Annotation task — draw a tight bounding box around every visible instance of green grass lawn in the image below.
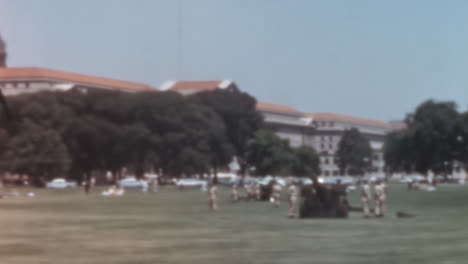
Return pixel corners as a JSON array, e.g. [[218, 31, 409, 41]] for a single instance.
[[1, 183, 468, 264]]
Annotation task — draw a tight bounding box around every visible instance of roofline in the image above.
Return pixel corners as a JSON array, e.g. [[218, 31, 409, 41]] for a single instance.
[[257, 108, 305, 117], [0, 67, 156, 92], [307, 112, 389, 128], [0, 77, 155, 93]]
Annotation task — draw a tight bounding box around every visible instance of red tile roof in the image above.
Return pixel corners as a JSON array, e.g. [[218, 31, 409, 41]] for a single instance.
[[168, 80, 223, 92], [0, 67, 156, 92], [307, 112, 389, 128], [256, 102, 303, 115]]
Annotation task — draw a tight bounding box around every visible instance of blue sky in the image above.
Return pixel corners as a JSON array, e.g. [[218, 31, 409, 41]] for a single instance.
[[1, 0, 467, 121]]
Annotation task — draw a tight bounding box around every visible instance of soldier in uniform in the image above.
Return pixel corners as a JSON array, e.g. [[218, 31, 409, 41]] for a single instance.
[[209, 178, 219, 212], [361, 179, 372, 218], [270, 180, 282, 207], [231, 183, 239, 202], [374, 179, 387, 217], [255, 183, 261, 200], [288, 180, 299, 218], [151, 178, 159, 193], [244, 181, 255, 201]]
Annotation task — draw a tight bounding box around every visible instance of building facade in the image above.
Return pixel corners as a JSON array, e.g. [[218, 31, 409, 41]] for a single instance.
[[255, 102, 315, 148], [162, 79, 391, 176], [307, 113, 390, 177]]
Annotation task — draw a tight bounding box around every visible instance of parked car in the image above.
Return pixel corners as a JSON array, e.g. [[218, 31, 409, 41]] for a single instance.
[[46, 178, 77, 189], [256, 176, 287, 186], [319, 176, 355, 185], [119, 177, 144, 188], [175, 178, 207, 188], [213, 172, 240, 185]]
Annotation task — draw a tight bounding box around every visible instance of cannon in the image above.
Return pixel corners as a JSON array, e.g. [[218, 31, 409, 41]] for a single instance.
[[299, 177, 349, 219]]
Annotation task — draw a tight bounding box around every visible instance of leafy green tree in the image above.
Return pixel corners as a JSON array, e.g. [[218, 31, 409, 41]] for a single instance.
[[246, 130, 294, 176], [191, 89, 264, 174], [129, 91, 233, 178], [0, 120, 70, 186], [0, 88, 248, 182], [336, 128, 372, 176], [291, 146, 320, 177], [452, 111, 468, 165], [383, 130, 413, 173], [404, 100, 459, 174]]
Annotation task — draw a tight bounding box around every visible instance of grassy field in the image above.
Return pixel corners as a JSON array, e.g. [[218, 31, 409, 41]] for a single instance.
[[1, 183, 468, 264]]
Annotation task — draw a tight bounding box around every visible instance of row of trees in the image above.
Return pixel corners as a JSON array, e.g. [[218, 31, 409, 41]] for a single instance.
[[384, 100, 468, 175], [0, 88, 320, 185]]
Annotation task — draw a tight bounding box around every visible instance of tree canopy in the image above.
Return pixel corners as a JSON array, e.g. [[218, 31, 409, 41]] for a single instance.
[[336, 128, 372, 176], [190, 89, 263, 174], [384, 100, 467, 175], [246, 130, 320, 177], [0, 88, 321, 185], [0, 88, 268, 185]]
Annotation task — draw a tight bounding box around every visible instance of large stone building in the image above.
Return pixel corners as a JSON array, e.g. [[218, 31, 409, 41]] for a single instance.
[[255, 102, 315, 148], [0, 67, 156, 95], [0, 32, 390, 177], [161, 79, 391, 176], [0, 35, 156, 95], [307, 112, 390, 177]]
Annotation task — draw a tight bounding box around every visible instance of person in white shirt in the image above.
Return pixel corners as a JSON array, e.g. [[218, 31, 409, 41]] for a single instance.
[[208, 179, 219, 212], [288, 181, 299, 218], [361, 180, 372, 218], [270, 181, 282, 207], [373, 180, 387, 217]]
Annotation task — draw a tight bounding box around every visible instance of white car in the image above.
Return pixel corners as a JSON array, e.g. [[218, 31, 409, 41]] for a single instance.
[[46, 178, 77, 189], [256, 176, 287, 186], [176, 178, 207, 188], [119, 177, 144, 188], [213, 172, 239, 184]]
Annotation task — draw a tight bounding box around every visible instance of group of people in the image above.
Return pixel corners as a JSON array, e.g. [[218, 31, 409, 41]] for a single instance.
[[230, 181, 262, 202], [360, 179, 387, 218], [208, 179, 301, 218], [209, 176, 390, 219]]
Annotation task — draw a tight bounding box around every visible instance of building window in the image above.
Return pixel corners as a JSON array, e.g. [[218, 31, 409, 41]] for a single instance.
[[324, 158, 329, 164], [333, 170, 339, 176], [373, 154, 379, 161], [320, 143, 325, 150], [329, 144, 333, 150], [330, 121, 334, 127], [324, 171, 329, 176]]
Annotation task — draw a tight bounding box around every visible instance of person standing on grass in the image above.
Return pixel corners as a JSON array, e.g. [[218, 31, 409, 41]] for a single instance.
[[244, 181, 253, 200], [288, 180, 299, 218], [151, 177, 159, 192], [255, 182, 261, 200], [84, 175, 91, 195], [361, 179, 372, 218], [270, 180, 282, 207], [374, 179, 387, 217], [209, 178, 219, 212], [141, 178, 149, 193], [231, 182, 239, 202]]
